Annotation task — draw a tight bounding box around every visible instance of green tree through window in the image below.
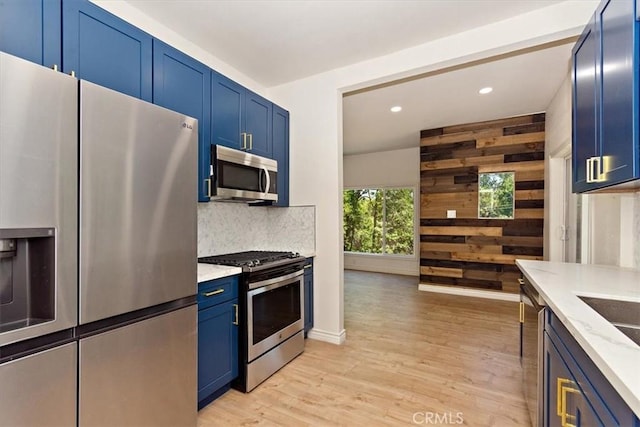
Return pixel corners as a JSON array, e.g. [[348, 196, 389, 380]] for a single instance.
[[343, 188, 414, 255], [478, 172, 515, 219]]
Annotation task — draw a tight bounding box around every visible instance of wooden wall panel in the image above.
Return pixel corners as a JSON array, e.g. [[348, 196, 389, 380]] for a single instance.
[[420, 114, 545, 294]]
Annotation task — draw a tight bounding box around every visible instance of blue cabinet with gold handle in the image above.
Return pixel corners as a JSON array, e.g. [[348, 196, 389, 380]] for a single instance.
[[197, 275, 239, 408], [572, 0, 640, 192], [544, 310, 638, 426]]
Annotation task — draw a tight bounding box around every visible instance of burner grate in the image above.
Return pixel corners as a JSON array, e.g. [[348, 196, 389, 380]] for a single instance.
[[198, 251, 300, 267]]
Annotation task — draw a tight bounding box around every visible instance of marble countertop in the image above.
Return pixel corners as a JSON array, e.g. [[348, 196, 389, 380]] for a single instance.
[[197, 263, 242, 283], [516, 260, 640, 416]]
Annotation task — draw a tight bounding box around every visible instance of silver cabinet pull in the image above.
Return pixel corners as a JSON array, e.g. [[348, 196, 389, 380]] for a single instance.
[[51, 64, 58, 71], [241, 132, 247, 150], [248, 133, 253, 150], [204, 179, 212, 198], [232, 304, 238, 325]]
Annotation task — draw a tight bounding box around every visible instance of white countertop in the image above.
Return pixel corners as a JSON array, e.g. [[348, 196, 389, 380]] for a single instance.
[[197, 263, 242, 283], [516, 260, 640, 416]]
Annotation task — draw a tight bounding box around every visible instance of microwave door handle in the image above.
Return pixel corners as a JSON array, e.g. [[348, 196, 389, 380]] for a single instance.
[[258, 167, 270, 195]]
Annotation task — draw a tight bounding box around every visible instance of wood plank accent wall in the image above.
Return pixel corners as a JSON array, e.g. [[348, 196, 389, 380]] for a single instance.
[[420, 114, 545, 294]]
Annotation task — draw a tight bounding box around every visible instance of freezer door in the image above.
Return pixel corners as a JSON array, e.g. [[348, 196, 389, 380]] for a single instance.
[[0, 52, 78, 346], [79, 306, 197, 426], [79, 80, 198, 324], [0, 343, 77, 426]]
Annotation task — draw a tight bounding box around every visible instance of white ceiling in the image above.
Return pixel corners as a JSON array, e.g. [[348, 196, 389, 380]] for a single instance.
[[343, 41, 574, 155], [122, 0, 584, 156]]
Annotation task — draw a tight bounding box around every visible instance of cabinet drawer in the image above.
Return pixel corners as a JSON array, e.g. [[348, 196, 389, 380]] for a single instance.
[[197, 276, 239, 309]]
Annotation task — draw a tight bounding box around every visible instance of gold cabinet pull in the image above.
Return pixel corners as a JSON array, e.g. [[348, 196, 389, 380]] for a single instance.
[[232, 304, 238, 325], [203, 288, 224, 297], [557, 377, 580, 427], [519, 302, 524, 323], [518, 278, 525, 285]]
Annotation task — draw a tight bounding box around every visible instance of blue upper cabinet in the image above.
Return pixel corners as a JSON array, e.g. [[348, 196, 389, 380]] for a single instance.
[[211, 71, 273, 157], [0, 0, 61, 68], [272, 104, 290, 207], [211, 71, 243, 150], [153, 40, 211, 202], [244, 91, 272, 158], [62, 0, 152, 101], [572, 15, 599, 193], [598, 0, 638, 187], [572, 0, 640, 192]]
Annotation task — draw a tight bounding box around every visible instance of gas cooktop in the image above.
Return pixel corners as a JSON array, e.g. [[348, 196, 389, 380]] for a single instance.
[[198, 251, 302, 268]]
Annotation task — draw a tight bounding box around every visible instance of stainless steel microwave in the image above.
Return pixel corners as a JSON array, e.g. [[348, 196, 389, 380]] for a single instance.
[[209, 145, 278, 203]]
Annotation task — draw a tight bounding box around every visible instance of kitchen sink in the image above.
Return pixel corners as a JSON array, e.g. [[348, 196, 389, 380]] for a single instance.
[[578, 296, 640, 346]]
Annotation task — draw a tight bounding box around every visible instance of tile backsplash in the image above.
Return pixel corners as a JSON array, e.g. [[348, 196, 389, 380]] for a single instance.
[[197, 203, 315, 257]]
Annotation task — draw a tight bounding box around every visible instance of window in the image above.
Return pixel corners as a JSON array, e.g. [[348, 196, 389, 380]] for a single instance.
[[478, 172, 515, 219], [343, 188, 414, 255]]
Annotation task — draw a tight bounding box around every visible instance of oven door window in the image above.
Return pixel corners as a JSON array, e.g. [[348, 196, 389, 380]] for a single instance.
[[252, 282, 301, 345]]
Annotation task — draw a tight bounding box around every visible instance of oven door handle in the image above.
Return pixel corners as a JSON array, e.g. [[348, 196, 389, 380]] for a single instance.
[[248, 270, 304, 291]]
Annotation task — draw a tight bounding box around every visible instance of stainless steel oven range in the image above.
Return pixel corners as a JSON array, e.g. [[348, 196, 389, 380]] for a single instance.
[[198, 251, 306, 392]]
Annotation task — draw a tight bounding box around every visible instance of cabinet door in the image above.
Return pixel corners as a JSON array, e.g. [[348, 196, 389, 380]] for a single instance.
[[272, 104, 289, 207], [303, 260, 313, 337], [62, 0, 152, 101], [198, 299, 238, 403], [0, 0, 61, 68], [598, 0, 639, 186], [572, 15, 599, 193], [544, 333, 604, 427], [211, 70, 244, 150], [244, 91, 272, 157], [153, 40, 211, 202]]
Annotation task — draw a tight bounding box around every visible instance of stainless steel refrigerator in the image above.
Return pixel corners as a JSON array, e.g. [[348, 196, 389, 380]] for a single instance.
[[77, 79, 198, 426], [0, 52, 199, 426]]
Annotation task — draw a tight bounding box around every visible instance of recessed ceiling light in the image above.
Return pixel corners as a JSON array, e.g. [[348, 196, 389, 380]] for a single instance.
[[390, 106, 402, 113], [479, 87, 493, 95]]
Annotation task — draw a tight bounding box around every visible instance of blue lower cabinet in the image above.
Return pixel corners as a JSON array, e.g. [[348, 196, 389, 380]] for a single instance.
[[544, 310, 639, 426], [0, 0, 61, 68], [197, 276, 239, 408], [62, 0, 152, 101], [303, 258, 313, 337]]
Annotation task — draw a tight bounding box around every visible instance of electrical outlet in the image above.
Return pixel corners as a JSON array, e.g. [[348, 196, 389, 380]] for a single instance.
[[447, 210, 456, 218]]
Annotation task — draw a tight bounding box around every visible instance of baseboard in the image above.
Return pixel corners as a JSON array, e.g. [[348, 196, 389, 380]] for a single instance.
[[306, 328, 347, 345], [418, 283, 520, 302]]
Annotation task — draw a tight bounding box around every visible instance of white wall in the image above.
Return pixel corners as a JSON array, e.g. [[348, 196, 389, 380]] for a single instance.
[[89, 0, 599, 345], [268, 2, 598, 344], [545, 73, 572, 261], [343, 148, 420, 276]]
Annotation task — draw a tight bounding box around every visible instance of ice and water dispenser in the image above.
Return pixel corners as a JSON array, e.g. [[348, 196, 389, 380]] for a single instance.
[[0, 228, 55, 333]]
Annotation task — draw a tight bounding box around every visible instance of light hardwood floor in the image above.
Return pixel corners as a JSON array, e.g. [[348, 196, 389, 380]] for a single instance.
[[198, 270, 530, 426]]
